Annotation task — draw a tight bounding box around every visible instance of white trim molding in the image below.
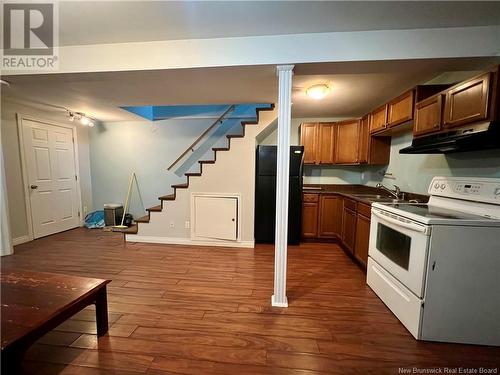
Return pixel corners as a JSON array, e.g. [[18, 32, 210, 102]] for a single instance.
[[272, 65, 294, 308], [126, 234, 254, 249], [16, 113, 84, 241], [13, 235, 31, 246]]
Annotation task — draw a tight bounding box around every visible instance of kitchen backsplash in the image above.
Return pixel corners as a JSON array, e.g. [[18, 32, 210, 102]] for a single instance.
[[363, 132, 500, 194]]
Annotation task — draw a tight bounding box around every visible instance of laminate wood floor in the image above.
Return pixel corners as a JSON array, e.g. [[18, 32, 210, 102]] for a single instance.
[[2, 228, 499, 374]]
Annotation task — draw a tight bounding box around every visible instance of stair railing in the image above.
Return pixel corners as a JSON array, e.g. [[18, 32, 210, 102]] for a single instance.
[[167, 105, 235, 171]]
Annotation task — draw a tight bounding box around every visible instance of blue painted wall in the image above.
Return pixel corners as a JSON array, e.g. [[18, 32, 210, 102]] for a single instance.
[[362, 132, 500, 194]]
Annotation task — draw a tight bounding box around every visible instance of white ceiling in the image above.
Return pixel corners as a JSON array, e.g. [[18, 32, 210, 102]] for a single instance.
[[3, 57, 499, 122], [2, 57, 500, 121], [291, 58, 500, 117], [1, 66, 278, 121], [57, 1, 500, 46]]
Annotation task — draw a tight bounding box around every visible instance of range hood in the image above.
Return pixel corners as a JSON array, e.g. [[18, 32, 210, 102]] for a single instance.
[[400, 121, 500, 154]]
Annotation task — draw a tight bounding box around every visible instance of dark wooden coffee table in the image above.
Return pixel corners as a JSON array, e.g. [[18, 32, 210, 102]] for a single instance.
[[1, 269, 110, 372]]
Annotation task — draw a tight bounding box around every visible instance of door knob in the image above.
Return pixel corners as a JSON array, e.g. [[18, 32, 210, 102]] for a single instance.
[[30, 185, 38, 189]]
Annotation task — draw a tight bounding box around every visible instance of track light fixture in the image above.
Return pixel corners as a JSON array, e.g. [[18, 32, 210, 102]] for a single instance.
[[67, 110, 95, 127]]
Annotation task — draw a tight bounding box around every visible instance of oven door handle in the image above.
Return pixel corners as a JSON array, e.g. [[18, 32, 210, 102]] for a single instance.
[[372, 210, 430, 235]]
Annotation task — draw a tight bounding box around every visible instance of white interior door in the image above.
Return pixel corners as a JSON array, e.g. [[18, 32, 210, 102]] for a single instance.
[[194, 196, 237, 241], [22, 119, 80, 238]]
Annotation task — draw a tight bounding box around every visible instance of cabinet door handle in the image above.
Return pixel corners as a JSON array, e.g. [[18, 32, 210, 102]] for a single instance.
[[30, 185, 38, 189]]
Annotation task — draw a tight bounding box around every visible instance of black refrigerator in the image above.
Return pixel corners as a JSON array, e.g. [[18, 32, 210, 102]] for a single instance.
[[254, 145, 304, 245]]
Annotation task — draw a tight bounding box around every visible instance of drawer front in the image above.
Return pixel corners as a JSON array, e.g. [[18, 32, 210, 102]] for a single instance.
[[343, 198, 357, 211], [303, 193, 319, 203], [366, 258, 422, 339], [357, 203, 371, 218]]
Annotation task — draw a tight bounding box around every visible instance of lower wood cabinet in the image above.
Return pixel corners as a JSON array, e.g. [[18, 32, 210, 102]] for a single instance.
[[341, 202, 357, 254], [302, 194, 319, 238], [318, 195, 343, 238], [354, 213, 371, 267], [302, 193, 372, 270]]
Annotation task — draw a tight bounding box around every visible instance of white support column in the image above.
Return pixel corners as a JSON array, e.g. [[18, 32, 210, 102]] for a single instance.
[[272, 65, 294, 308], [0, 132, 14, 256]]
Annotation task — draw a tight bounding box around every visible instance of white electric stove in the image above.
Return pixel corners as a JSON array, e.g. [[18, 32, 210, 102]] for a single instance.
[[367, 176, 500, 346]]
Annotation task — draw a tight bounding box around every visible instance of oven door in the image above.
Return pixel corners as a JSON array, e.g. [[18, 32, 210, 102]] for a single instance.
[[369, 208, 431, 297]]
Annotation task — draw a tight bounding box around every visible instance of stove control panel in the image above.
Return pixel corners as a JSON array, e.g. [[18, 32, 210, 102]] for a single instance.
[[429, 177, 500, 205]]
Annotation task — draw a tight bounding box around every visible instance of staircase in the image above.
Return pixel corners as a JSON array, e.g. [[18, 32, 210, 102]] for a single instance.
[[123, 104, 276, 246]]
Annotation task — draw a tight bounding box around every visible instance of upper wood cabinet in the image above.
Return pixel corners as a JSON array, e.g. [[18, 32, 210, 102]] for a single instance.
[[300, 120, 390, 166], [300, 123, 319, 164], [387, 89, 415, 128], [369, 105, 388, 134], [370, 84, 451, 136], [335, 120, 360, 164], [443, 72, 492, 129], [318, 123, 336, 164], [414, 94, 443, 137], [358, 115, 370, 164]]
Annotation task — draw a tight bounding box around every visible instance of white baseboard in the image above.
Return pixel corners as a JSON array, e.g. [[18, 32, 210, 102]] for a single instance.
[[125, 234, 254, 249], [13, 235, 31, 246]]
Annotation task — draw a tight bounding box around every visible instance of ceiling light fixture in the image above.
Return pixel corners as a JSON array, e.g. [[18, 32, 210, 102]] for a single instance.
[[306, 84, 330, 100], [67, 110, 95, 127]]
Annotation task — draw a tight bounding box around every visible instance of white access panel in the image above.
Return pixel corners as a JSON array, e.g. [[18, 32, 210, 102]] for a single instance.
[[193, 196, 238, 241]]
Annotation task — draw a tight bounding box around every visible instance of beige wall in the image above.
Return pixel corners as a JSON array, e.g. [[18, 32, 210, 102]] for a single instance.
[[128, 108, 278, 247], [1, 99, 93, 241]]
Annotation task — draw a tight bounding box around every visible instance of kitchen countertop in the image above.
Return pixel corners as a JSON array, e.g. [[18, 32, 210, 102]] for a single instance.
[[303, 184, 429, 205]]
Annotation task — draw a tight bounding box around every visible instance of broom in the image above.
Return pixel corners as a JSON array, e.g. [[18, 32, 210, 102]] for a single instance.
[[114, 172, 143, 229]]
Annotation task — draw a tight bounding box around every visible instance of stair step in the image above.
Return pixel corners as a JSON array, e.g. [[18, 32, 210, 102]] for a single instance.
[[113, 224, 138, 234], [185, 172, 202, 177], [226, 134, 244, 139], [172, 183, 189, 189], [159, 194, 175, 201], [241, 120, 258, 126], [146, 204, 162, 212], [135, 215, 150, 223], [199, 160, 216, 164], [212, 147, 229, 152]]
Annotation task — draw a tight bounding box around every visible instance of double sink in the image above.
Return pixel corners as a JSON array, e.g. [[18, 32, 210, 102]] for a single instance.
[[303, 186, 425, 204], [351, 193, 420, 204]]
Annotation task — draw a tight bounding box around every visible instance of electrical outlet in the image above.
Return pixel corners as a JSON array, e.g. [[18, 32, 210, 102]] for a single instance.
[[185, 221, 190, 229], [169, 222, 175, 228]]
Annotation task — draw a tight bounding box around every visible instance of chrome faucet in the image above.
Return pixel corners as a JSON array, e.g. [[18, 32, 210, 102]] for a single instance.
[[376, 183, 402, 200]]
